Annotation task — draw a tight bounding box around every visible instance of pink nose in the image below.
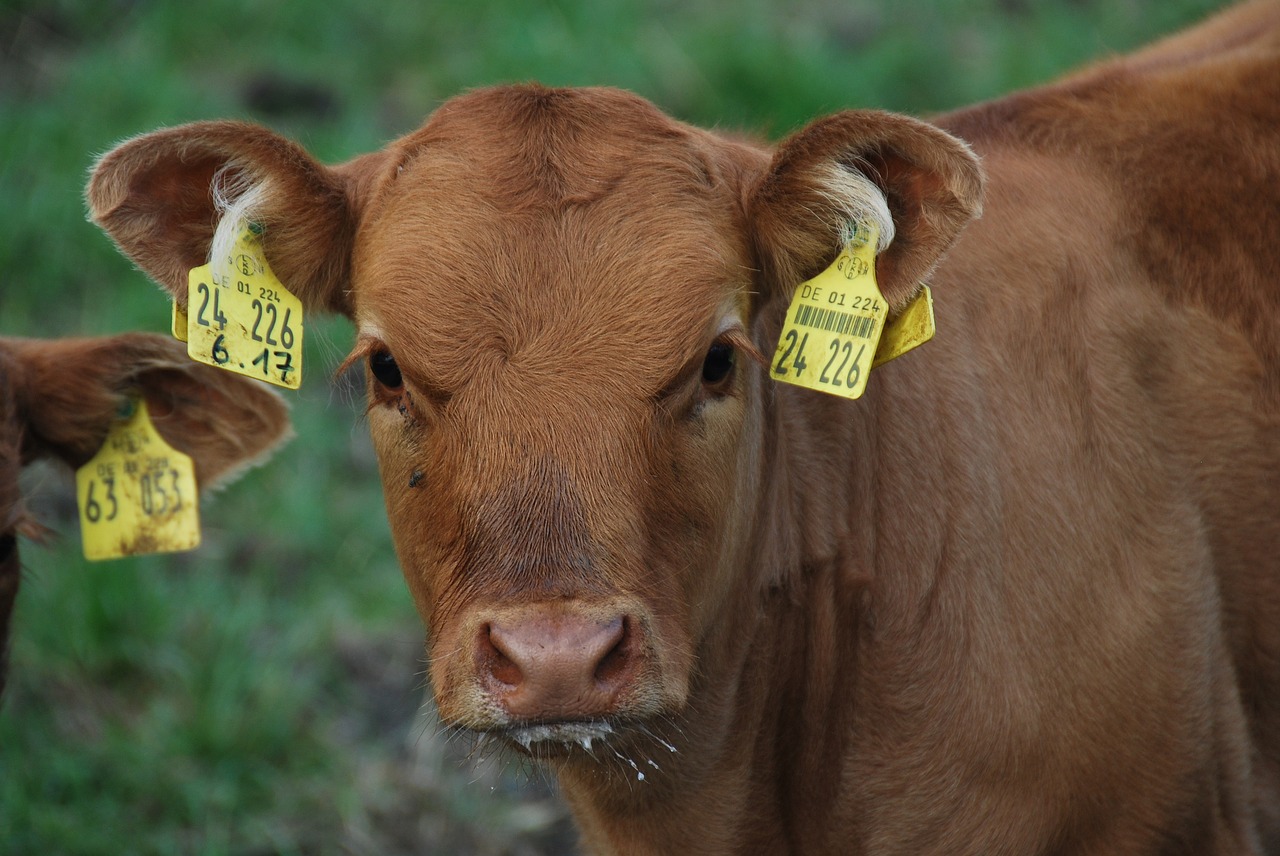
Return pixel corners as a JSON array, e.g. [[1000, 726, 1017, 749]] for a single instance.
[[479, 612, 639, 721]]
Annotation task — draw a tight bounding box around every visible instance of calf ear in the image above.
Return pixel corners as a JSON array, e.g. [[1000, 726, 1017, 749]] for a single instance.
[[87, 122, 390, 317], [6, 333, 292, 489], [748, 110, 983, 312]]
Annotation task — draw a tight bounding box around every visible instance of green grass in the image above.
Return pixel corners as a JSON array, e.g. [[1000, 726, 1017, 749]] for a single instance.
[[0, 0, 1225, 853]]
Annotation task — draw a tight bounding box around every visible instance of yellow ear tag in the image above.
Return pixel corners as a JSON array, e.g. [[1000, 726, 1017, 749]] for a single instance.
[[171, 301, 189, 343], [872, 285, 935, 369], [186, 224, 303, 389], [76, 398, 201, 561], [770, 221, 885, 399]]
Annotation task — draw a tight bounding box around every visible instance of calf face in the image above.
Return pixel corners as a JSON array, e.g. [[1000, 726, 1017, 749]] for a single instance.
[[86, 86, 980, 751], [0, 333, 292, 697]]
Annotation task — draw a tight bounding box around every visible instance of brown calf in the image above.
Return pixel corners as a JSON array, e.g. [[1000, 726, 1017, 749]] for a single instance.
[[0, 334, 291, 698], [86, 1, 1280, 852]]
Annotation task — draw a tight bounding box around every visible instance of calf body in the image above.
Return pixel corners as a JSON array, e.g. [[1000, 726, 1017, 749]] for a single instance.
[[88, 2, 1280, 852], [0, 334, 291, 697]]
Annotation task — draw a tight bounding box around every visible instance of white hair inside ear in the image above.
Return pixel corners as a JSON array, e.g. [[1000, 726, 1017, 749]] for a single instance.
[[208, 166, 272, 282], [817, 162, 896, 256]]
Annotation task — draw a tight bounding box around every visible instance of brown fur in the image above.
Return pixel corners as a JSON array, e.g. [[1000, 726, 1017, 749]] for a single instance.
[[0, 347, 23, 700], [0, 333, 292, 699], [87, 2, 1280, 852]]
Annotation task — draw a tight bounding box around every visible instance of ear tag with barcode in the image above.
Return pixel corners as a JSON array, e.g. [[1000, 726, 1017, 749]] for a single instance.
[[76, 398, 201, 561], [186, 224, 303, 389], [770, 221, 885, 399]]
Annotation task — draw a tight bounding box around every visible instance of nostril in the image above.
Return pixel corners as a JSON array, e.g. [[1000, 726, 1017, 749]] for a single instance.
[[593, 616, 631, 685], [481, 623, 524, 688]]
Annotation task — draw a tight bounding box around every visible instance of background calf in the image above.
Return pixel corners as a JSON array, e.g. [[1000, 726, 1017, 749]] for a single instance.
[[0, 333, 291, 697]]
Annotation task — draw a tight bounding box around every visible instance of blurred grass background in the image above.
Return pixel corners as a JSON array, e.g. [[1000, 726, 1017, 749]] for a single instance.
[[0, 0, 1224, 853]]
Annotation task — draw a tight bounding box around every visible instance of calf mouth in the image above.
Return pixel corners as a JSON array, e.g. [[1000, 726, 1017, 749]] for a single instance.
[[500, 719, 618, 756], [490, 718, 680, 782]]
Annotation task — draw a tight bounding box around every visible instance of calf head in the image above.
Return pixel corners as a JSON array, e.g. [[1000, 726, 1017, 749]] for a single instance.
[[88, 86, 980, 756]]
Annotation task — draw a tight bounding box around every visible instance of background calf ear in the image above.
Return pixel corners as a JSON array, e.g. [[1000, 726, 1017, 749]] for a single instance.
[[6, 333, 292, 489], [87, 121, 384, 317], [748, 110, 983, 312]]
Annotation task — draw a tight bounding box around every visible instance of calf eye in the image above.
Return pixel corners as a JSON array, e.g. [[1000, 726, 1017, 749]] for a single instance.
[[701, 342, 735, 388], [369, 350, 403, 389]]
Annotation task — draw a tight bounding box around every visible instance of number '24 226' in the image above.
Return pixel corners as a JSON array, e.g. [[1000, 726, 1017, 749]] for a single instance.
[[773, 330, 866, 389], [193, 279, 296, 380]]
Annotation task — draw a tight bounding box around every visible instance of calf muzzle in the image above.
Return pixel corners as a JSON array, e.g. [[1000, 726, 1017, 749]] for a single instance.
[[475, 607, 643, 722]]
